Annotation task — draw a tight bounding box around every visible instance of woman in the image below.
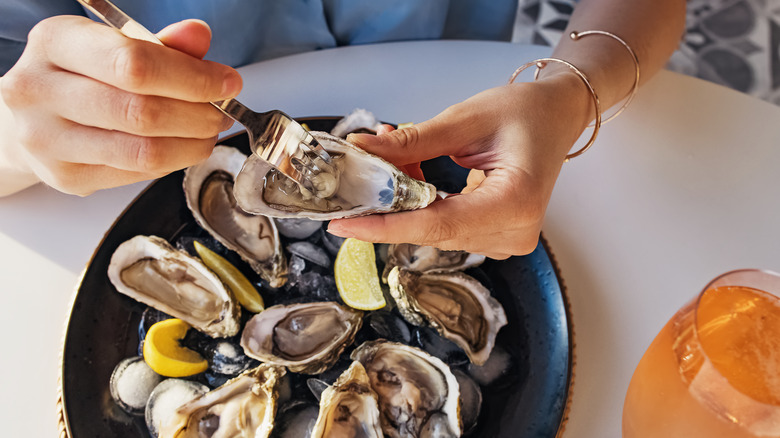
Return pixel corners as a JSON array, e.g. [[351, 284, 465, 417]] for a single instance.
[[0, 0, 685, 258]]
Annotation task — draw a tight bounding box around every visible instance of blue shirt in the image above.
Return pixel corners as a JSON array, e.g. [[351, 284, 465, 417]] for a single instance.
[[0, 0, 517, 75]]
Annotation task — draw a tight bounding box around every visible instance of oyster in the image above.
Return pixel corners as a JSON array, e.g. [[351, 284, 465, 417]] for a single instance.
[[107, 235, 240, 338], [183, 146, 287, 288], [382, 244, 486, 281], [159, 364, 285, 438], [387, 266, 507, 366], [240, 302, 363, 374], [310, 361, 383, 438], [330, 108, 382, 138], [351, 340, 461, 438], [233, 132, 437, 220]]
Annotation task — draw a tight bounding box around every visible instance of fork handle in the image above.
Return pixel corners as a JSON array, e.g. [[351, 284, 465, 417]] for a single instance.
[[77, 0, 243, 122]]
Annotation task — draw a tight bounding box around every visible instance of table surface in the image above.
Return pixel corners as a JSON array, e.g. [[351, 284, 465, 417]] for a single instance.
[[2, 40, 779, 438]]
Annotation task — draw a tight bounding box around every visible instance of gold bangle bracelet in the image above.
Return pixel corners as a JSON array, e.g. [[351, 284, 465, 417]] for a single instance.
[[509, 57, 601, 161], [570, 30, 640, 125]]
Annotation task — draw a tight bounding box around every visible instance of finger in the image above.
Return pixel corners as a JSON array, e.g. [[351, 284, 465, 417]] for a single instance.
[[22, 117, 216, 174], [345, 109, 482, 166], [157, 19, 212, 59], [33, 16, 242, 101], [29, 160, 166, 197], [329, 176, 508, 245], [328, 170, 542, 255], [401, 163, 425, 181], [375, 124, 395, 135], [435, 228, 538, 257], [462, 169, 486, 194], [43, 69, 230, 138]]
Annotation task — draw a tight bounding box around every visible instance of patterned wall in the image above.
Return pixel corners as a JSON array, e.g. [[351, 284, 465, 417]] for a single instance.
[[512, 0, 780, 105]]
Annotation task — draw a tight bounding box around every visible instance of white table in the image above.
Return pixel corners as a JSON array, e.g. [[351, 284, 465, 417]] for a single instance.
[[2, 40, 779, 438]]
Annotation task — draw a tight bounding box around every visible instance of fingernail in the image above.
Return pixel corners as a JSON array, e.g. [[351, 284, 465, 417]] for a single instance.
[[346, 133, 380, 146], [221, 71, 242, 98], [327, 223, 354, 238]]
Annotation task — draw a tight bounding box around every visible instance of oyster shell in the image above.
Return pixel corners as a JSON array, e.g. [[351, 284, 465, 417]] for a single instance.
[[387, 266, 507, 366], [351, 340, 461, 438], [159, 364, 285, 438], [183, 146, 287, 288], [382, 244, 486, 281], [330, 108, 382, 138], [240, 302, 363, 374], [310, 361, 383, 438], [107, 235, 240, 338], [233, 132, 437, 220]]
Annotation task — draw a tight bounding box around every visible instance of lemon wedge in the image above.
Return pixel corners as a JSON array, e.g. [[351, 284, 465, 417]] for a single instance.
[[334, 238, 386, 310], [143, 318, 208, 378], [193, 240, 265, 313]]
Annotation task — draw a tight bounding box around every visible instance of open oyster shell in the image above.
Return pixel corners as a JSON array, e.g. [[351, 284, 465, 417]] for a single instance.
[[382, 243, 486, 281], [387, 266, 507, 366], [183, 146, 287, 288], [310, 361, 383, 438], [107, 235, 240, 338], [351, 340, 462, 438], [240, 302, 363, 374], [233, 132, 437, 220], [159, 364, 285, 438]]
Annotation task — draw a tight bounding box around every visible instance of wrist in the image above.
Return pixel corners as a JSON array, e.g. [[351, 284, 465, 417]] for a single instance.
[[0, 77, 40, 196], [534, 69, 595, 130]]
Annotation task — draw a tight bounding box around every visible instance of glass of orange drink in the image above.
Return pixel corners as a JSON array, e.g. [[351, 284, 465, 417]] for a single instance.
[[623, 269, 780, 438]]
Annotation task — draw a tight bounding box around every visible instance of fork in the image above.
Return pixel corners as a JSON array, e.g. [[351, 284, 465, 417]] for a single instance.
[[76, 0, 334, 194]]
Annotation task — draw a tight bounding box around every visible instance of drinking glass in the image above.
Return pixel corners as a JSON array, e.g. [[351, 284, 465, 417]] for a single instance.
[[622, 269, 780, 438]]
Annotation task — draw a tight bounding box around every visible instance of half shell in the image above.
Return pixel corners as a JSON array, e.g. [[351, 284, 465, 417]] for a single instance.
[[159, 364, 285, 438], [183, 145, 287, 288], [351, 340, 461, 438], [240, 302, 363, 374], [382, 243, 485, 281], [310, 361, 383, 438], [233, 132, 436, 220], [387, 266, 507, 366], [107, 235, 240, 338]]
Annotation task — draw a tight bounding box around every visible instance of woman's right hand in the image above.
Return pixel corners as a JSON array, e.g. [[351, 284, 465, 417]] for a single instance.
[[0, 15, 242, 196]]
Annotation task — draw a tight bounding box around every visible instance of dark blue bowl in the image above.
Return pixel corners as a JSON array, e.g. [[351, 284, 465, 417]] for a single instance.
[[59, 117, 574, 438]]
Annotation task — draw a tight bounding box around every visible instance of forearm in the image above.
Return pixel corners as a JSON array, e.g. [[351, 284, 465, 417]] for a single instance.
[[541, 0, 686, 118], [0, 76, 40, 196]]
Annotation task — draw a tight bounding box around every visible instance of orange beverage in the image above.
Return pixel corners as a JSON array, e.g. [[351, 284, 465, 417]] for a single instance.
[[623, 270, 780, 438]]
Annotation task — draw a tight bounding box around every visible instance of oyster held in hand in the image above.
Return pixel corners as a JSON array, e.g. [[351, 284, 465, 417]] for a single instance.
[[234, 132, 436, 220]]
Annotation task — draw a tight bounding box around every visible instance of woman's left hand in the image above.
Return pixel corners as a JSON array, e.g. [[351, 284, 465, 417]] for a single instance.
[[327, 72, 591, 259]]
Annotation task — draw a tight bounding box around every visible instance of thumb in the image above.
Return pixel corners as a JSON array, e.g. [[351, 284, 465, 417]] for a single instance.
[[157, 19, 212, 59], [346, 116, 470, 166]]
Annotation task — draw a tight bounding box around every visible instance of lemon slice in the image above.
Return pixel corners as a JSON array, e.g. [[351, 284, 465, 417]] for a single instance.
[[143, 318, 208, 378], [193, 240, 265, 313], [334, 238, 386, 310]]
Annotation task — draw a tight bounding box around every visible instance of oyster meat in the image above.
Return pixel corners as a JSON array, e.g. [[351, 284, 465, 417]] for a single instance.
[[159, 364, 285, 438], [382, 243, 486, 281], [351, 340, 461, 438], [240, 302, 363, 374], [310, 361, 383, 438], [107, 235, 240, 338], [184, 146, 287, 288], [233, 132, 436, 220], [387, 266, 507, 366]]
